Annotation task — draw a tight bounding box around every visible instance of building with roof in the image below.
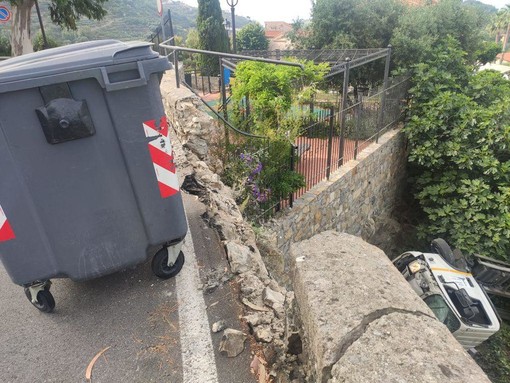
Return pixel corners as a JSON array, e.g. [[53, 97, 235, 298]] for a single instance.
[[401, 0, 438, 5], [264, 21, 293, 51]]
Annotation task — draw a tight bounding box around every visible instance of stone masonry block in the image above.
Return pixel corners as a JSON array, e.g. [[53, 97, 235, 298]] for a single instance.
[[330, 312, 490, 383], [290, 231, 489, 383]]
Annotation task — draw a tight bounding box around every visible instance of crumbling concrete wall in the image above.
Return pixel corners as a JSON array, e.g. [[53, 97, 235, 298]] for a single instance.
[[291, 231, 491, 383], [269, 128, 407, 257], [160, 75, 300, 380]]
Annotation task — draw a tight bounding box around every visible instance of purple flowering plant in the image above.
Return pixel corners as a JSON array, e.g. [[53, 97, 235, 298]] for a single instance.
[[239, 152, 271, 204]]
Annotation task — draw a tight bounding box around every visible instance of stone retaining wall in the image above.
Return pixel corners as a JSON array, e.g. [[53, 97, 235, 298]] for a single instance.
[[270, 128, 407, 256]]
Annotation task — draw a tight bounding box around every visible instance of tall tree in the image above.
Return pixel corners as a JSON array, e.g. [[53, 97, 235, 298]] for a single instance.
[[196, 0, 229, 75], [236, 22, 268, 51], [497, 6, 510, 63], [391, 0, 487, 68], [488, 11, 506, 43], [8, 0, 108, 56], [307, 0, 404, 49], [404, 38, 510, 261], [183, 28, 201, 67]]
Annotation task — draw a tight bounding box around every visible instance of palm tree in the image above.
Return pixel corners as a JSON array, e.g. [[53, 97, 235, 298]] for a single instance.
[[499, 5, 510, 64], [488, 11, 506, 43]]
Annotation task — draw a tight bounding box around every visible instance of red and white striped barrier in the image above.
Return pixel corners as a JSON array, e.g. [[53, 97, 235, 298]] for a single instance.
[[0, 204, 15, 242], [143, 116, 180, 198]]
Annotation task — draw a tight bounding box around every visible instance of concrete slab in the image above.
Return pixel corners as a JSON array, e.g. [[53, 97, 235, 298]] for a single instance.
[[290, 231, 490, 383], [330, 312, 490, 383]]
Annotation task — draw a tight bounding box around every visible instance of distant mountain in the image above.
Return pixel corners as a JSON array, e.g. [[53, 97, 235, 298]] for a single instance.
[[0, 0, 251, 45], [463, 0, 498, 15]]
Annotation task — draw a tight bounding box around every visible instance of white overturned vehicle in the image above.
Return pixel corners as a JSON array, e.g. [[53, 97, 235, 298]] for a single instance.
[[393, 239, 500, 350]]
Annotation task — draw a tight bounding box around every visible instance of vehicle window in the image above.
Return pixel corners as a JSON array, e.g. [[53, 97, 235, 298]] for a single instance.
[[444, 286, 491, 326], [424, 295, 461, 332]]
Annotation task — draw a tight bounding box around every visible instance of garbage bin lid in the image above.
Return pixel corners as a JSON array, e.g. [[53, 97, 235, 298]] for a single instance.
[[0, 40, 159, 85]]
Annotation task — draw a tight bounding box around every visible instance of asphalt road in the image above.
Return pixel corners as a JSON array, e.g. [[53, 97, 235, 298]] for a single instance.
[[0, 193, 255, 383]]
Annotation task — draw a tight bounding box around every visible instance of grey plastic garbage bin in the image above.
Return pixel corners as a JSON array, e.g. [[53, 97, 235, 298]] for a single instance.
[[0, 40, 187, 312]]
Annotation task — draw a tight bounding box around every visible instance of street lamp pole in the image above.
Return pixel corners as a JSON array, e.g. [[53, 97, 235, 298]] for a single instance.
[[34, 0, 48, 49], [226, 0, 238, 53]]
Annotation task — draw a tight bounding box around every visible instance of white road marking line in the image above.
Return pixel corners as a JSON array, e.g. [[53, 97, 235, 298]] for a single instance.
[[177, 226, 219, 383]]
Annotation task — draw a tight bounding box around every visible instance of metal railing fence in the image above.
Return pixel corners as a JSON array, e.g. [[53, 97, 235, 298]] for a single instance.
[[292, 76, 411, 201], [156, 41, 409, 220]]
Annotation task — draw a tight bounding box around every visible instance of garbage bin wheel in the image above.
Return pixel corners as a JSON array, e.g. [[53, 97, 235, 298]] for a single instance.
[[152, 249, 185, 279], [24, 288, 55, 313]]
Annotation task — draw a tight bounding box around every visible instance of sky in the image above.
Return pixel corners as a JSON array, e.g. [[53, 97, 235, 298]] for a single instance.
[[176, 0, 509, 24]]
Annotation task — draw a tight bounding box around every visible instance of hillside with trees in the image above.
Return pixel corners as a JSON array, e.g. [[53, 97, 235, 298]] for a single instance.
[[0, 0, 250, 52]]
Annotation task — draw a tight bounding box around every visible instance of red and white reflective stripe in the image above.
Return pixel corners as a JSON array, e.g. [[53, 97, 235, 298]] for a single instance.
[[143, 116, 180, 198], [0, 204, 15, 242]]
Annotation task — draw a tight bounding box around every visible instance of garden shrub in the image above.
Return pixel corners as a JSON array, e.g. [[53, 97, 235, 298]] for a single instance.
[[222, 59, 328, 219], [405, 39, 510, 261]]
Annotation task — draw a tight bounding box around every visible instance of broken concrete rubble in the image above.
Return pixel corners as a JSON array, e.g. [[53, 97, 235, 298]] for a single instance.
[[263, 287, 285, 308], [244, 312, 274, 327], [254, 326, 274, 343], [219, 328, 247, 357], [225, 241, 255, 275], [212, 320, 227, 334], [162, 74, 290, 378]]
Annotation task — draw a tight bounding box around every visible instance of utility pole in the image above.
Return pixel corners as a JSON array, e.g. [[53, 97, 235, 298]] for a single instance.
[[34, 0, 48, 49]]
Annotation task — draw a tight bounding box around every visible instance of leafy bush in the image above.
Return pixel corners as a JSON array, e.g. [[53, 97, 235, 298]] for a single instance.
[[222, 140, 304, 218], [222, 59, 328, 219], [476, 321, 510, 383], [33, 33, 59, 52], [0, 35, 10, 56], [236, 23, 268, 51], [405, 39, 510, 261], [231, 60, 329, 131]]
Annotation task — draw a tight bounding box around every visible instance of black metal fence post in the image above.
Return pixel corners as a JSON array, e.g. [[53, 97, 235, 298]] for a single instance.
[[219, 57, 230, 155], [220, 58, 228, 121], [326, 107, 334, 179], [174, 48, 180, 88], [354, 93, 362, 160], [156, 30, 161, 52], [289, 144, 296, 208], [338, 58, 351, 166], [376, 45, 392, 143], [167, 9, 175, 41]]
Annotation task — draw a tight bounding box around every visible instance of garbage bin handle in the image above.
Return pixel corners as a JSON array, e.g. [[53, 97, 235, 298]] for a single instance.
[[100, 61, 148, 92]]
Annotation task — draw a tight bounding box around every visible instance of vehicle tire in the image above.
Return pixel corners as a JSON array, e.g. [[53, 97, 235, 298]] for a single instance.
[[431, 238, 456, 265], [152, 249, 185, 279], [24, 288, 56, 313]]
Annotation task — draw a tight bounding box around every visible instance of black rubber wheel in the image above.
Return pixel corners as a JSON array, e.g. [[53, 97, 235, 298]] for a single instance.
[[431, 238, 456, 265], [152, 249, 185, 279], [24, 288, 55, 313]]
